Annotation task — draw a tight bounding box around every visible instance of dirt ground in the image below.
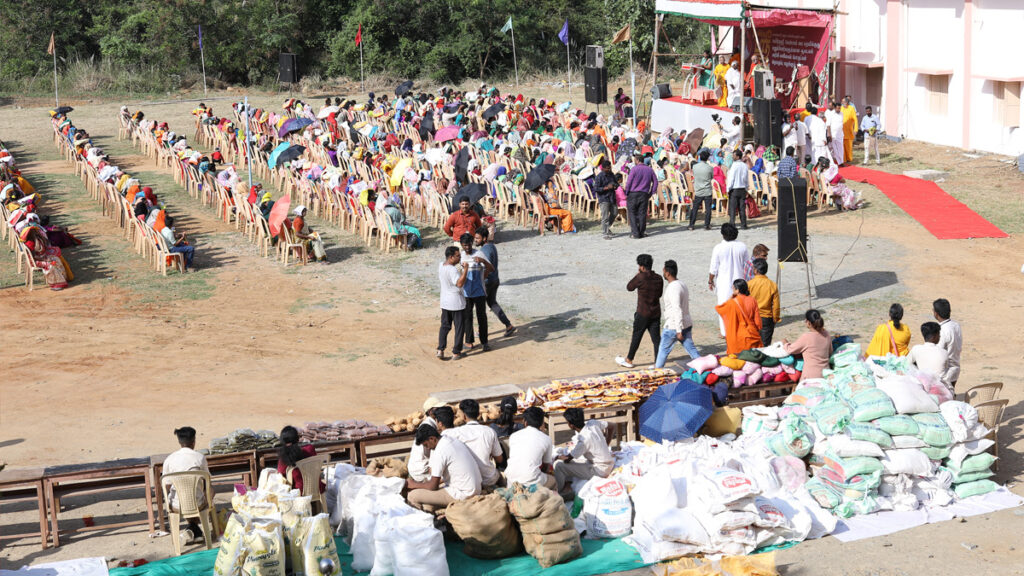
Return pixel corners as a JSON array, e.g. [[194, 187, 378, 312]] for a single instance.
[[0, 83, 1022, 574]]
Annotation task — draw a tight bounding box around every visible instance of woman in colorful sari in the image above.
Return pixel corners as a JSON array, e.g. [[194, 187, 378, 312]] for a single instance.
[[20, 220, 71, 290], [533, 181, 576, 233], [698, 49, 716, 89], [713, 56, 731, 107], [865, 303, 912, 357], [715, 278, 762, 355]]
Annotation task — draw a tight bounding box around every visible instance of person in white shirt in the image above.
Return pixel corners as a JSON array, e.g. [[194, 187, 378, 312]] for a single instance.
[[907, 322, 952, 391], [860, 105, 881, 165], [804, 105, 830, 164], [553, 409, 615, 493], [504, 407, 556, 490], [825, 101, 845, 166], [162, 427, 210, 543], [709, 223, 751, 336], [725, 61, 742, 109], [725, 149, 750, 229], [782, 119, 798, 165], [437, 246, 468, 360], [406, 424, 481, 513], [933, 298, 963, 389], [723, 116, 742, 149], [793, 112, 808, 163], [655, 260, 700, 368], [407, 398, 442, 482], [433, 404, 503, 488]]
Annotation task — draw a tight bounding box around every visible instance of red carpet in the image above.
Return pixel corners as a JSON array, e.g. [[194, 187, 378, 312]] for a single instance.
[[838, 165, 1008, 240]]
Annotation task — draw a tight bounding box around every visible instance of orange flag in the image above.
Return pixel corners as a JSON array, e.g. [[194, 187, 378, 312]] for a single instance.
[[612, 24, 631, 44], [47, 32, 55, 55]]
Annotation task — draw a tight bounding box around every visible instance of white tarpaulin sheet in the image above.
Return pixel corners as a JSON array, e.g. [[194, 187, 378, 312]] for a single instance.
[[831, 487, 1024, 543], [0, 557, 108, 576]]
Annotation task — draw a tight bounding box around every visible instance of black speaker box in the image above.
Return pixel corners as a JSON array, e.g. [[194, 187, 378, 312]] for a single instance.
[[776, 177, 808, 263], [279, 53, 299, 83], [651, 83, 672, 100], [584, 67, 608, 104], [752, 98, 784, 148]]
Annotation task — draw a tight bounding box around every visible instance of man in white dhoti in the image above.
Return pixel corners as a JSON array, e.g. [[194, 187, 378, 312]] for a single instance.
[[825, 101, 845, 166], [708, 223, 750, 336], [725, 62, 742, 110], [804, 105, 830, 165]]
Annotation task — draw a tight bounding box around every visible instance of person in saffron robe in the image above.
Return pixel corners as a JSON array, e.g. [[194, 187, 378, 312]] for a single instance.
[[715, 278, 762, 355], [841, 96, 859, 164]]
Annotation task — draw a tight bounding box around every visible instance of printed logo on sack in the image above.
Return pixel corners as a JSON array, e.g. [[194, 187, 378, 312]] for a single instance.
[[597, 481, 625, 497], [722, 476, 752, 489]]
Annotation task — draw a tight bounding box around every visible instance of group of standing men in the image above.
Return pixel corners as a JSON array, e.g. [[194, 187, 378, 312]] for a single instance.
[[796, 96, 882, 167]]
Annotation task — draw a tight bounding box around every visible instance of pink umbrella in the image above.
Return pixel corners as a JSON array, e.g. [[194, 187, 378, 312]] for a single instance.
[[434, 125, 460, 143], [269, 194, 291, 237]]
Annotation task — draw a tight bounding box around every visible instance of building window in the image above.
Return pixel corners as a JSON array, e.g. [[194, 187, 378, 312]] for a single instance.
[[994, 81, 1021, 128], [926, 74, 949, 116], [865, 68, 884, 109]]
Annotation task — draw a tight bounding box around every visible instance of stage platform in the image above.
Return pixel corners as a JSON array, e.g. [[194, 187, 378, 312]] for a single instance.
[[650, 96, 740, 135]]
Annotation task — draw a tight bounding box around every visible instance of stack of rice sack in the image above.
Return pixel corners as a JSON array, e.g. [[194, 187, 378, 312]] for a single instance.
[[332, 471, 449, 576], [937, 401, 999, 501], [209, 429, 280, 455], [773, 344, 997, 519], [445, 493, 522, 559], [500, 483, 582, 568], [299, 420, 392, 442], [620, 437, 836, 563], [215, 471, 340, 576]]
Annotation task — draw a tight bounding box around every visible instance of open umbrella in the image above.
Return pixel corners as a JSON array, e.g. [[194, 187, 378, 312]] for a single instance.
[[482, 102, 505, 121], [276, 145, 306, 166], [317, 105, 339, 119], [395, 80, 414, 97], [419, 111, 435, 140], [278, 117, 313, 138], [638, 380, 713, 443], [615, 137, 638, 162], [523, 164, 557, 191], [268, 142, 292, 169], [454, 146, 471, 185], [390, 158, 414, 188], [451, 183, 488, 212], [53, 106, 73, 115], [685, 128, 705, 154], [268, 194, 291, 237], [434, 125, 460, 143]]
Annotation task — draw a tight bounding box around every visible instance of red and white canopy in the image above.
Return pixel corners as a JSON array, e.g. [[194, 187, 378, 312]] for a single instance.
[[655, 0, 835, 26]]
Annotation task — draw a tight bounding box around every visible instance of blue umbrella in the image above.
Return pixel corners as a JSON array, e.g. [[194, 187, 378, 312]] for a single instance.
[[639, 380, 713, 443], [278, 117, 313, 138], [268, 142, 292, 169]]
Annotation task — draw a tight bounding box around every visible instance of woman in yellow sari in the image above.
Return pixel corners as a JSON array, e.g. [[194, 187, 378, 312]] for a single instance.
[[865, 303, 912, 356], [713, 56, 731, 107]]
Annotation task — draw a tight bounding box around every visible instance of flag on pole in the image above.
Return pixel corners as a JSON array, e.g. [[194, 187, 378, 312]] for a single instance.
[[558, 19, 569, 46], [612, 24, 631, 44], [47, 32, 55, 55], [198, 25, 203, 50], [355, 24, 362, 46], [501, 16, 513, 35]]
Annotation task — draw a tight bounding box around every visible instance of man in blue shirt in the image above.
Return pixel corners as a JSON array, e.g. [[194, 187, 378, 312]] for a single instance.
[[474, 226, 516, 337], [860, 105, 880, 165], [460, 233, 495, 352], [777, 146, 799, 179]]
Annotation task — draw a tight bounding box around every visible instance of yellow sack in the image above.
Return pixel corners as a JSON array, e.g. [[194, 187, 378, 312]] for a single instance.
[[302, 514, 341, 576], [241, 518, 286, 576], [701, 407, 743, 437], [213, 513, 250, 576], [720, 552, 779, 576]]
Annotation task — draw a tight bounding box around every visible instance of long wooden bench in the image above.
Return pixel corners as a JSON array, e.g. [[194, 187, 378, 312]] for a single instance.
[[43, 457, 155, 547], [546, 404, 637, 448], [0, 467, 49, 549], [356, 431, 417, 467]]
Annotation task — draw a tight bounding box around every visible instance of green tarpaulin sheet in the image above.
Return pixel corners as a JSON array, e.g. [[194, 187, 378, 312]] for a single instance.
[[109, 535, 649, 576]]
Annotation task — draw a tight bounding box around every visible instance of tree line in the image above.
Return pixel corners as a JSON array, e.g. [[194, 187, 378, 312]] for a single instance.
[[1, 0, 704, 90]]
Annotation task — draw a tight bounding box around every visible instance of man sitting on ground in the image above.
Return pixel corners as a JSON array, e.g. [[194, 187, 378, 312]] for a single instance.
[[553, 409, 614, 494], [162, 427, 210, 544], [505, 407, 556, 490], [435, 403, 503, 489], [908, 322, 952, 392], [406, 424, 481, 513]]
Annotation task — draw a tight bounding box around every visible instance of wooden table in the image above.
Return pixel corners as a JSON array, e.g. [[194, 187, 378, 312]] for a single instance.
[[545, 405, 637, 448], [151, 450, 257, 533], [727, 380, 796, 408], [43, 458, 155, 547], [356, 431, 417, 466], [256, 439, 357, 474], [0, 467, 49, 549]]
